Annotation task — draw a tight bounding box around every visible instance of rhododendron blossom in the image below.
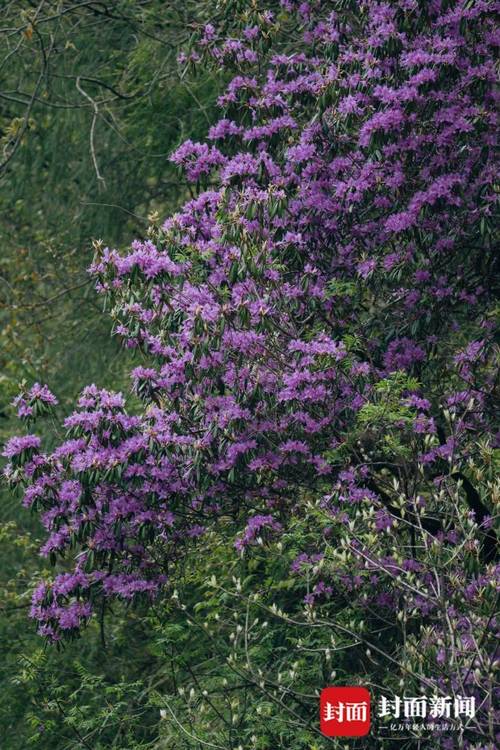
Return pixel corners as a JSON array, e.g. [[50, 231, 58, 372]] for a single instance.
[[4, 2, 498, 744]]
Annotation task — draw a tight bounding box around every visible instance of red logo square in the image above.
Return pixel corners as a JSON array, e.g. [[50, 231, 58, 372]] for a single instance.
[[320, 686, 371, 737]]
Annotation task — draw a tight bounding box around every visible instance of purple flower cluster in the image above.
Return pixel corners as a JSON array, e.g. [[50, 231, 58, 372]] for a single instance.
[[2, 434, 41, 459], [13, 383, 58, 420], [5, 8, 497, 717], [234, 514, 283, 551]]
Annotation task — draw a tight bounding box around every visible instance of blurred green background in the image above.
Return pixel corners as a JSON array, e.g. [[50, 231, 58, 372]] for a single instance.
[[0, 3, 219, 746]]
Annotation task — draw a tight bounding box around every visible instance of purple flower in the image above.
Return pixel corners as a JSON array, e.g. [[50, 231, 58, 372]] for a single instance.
[[235, 515, 282, 551], [2, 434, 41, 458], [383, 338, 426, 372], [14, 0, 499, 662]]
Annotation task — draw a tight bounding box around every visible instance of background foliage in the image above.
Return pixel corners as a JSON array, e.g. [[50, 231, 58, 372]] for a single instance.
[[0, 2, 220, 747]]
